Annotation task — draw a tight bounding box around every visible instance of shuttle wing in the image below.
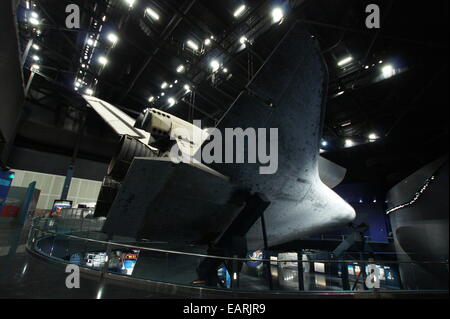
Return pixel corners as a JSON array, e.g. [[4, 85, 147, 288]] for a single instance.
[[83, 95, 150, 143]]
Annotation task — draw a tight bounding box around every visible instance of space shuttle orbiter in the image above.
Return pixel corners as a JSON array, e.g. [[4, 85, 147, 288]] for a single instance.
[[83, 24, 355, 249]]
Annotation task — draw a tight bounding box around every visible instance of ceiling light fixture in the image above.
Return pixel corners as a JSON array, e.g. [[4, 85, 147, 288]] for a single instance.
[[107, 33, 119, 44], [176, 65, 185, 73], [210, 59, 220, 72], [98, 56, 108, 65], [271, 7, 284, 24], [337, 56, 353, 67], [168, 97, 176, 107], [145, 7, 160, 21], [345, 139, 354, 148], [186, 40, 199, 51], [29, 17, 40, 25], [234, 4, 246, 18]]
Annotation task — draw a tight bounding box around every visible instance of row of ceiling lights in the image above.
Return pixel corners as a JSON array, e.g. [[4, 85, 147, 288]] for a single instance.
[[24, 1, 42, 72], [327, 55, 400, 149], [145, 2, 287, 108], [26, 0, 287, 108]]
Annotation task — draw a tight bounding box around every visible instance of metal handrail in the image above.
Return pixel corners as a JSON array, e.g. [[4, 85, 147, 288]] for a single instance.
[[29, 224, 449, 265]]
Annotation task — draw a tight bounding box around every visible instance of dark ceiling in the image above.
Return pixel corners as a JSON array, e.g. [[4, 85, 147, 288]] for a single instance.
[[15, 0, 449, 190]]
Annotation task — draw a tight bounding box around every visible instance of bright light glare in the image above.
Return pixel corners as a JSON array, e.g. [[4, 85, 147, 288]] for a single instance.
[[168, 97, 176, 107], [345, 139, 354, 148], [29, 17, 39, 25], [87, 38, 94, 46], [337, 56, 353, 67], [382, 64, 395, 78], [184, 84, 191, 92], [239, 36, 247, 44], [161, 82, 168, 89], [32, 55, 40, 61], [176, 65, 185, 73], [204, 38, 211, 46], [31, 12, 38, 19], [336, 91, 345, 96], [368, 133, 378, 141], [107, 33, 119, 44], [321, 140, 328, 147], [31, 64, 40, 71], [186, 40, 199, 51], [148, 96, 155, 102], [223, 68, 228, 73], [32, 44, 40, 50], [85, 88, 94, 96], [271, 7, 284, 23], [210, 60, 220, 72], [145, 7, 160, 20], [98, 56, 108, 65], [233, 4, 246, 18], [124, 0, 135, 8]]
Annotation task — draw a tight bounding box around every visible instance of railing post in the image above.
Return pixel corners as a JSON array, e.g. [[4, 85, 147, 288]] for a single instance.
[[101, 235, 113, 278]]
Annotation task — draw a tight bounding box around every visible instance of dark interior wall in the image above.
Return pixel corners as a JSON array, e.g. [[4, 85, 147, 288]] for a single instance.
[[8, 146, 108, 181], [387, 156, 449, 290], [0, 0, 25, 162]]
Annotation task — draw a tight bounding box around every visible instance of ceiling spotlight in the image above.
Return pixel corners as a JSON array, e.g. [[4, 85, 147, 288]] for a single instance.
[[145, 7, 160, 21], [336, 91, 345, 96], [161, 92, 165, 96], [169, 84, 173, 88], [85, 88, 94, 96], [148, 96, 155, 102], [223, 68, 228, 73], [87, 38, 94, 46], [32, 55, 40, 61], [233, 4, 246, 18], [176, 65, 185, 73], [124, 0, 136, 8], [337, 56, 353, 67], [161, 82, 168, 89], [239, 36, 248, 44], [107, 33, 119, 44], [210, 59, 220, 72], [98, 56, 108, 65], [30, 64, 40, 71], [341, 121, 352, 127], [345, 139, 354, 148], [271, 7, 284, 24], [32, 44, 40, 50], [29, 17, 40, 25], [174, 80, 178, 84], [368, 133, 378, 141], [378, 60, 383, 64], [321, 140, 328, 147], [364, 65, 369, 69], [382, 64, 395, 79], [30, 12, 38, 19], [168, 97, 176, 107], [204, 38, 211, 46], [75, 81, 81, 88], [186, 40, 199, 51], [184, 84, 191, 92]]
